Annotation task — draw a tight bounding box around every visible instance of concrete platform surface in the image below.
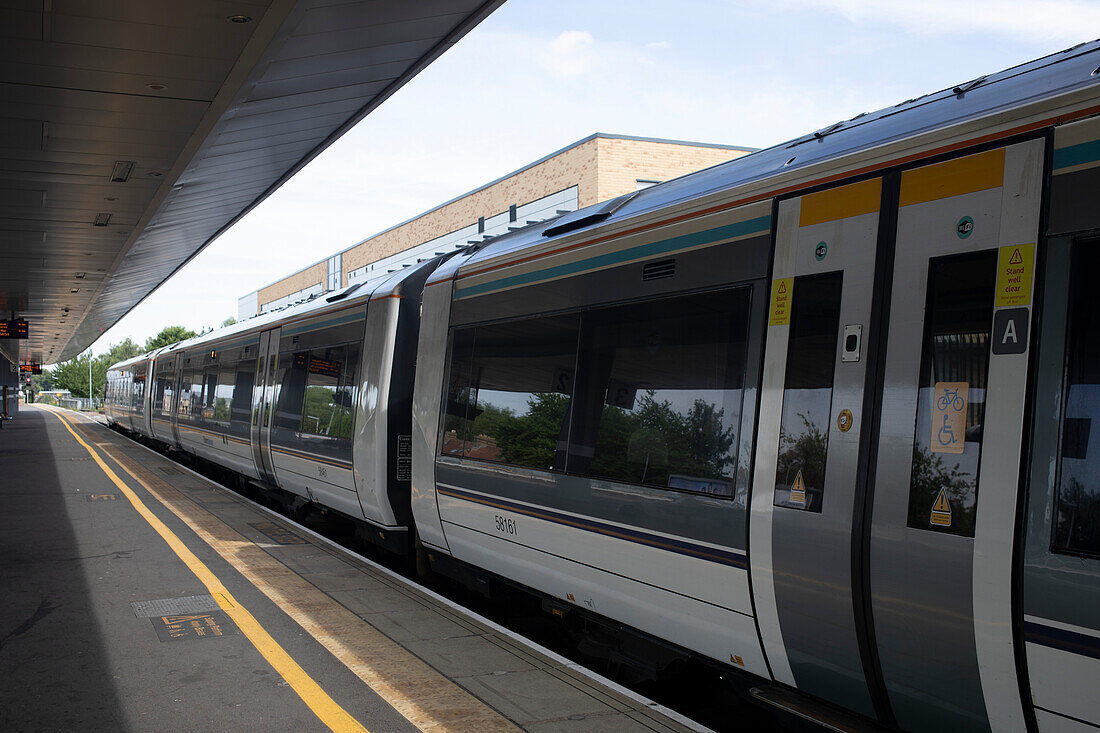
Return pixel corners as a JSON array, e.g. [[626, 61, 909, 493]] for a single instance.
[[0, 405, 707, 733]]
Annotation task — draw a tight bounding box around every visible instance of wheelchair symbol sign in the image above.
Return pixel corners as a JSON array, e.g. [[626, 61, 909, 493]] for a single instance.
[[931, 381, 968, 455]]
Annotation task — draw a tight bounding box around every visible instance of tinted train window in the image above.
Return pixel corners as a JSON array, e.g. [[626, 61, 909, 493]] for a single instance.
[[231, 360, 255, 426], [212, 367, 233, 423], [442, 329, 476, 456], [446, 314, 580, 469], [774, 273, 842, 512], [906, 251, 996, 537], [571, 289, 752, 496], [299, 345, 358, 440], [1053, 242, 1100, 556]]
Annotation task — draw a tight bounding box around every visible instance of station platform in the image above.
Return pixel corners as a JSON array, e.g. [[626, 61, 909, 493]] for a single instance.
[[0, 404, 705, 732]]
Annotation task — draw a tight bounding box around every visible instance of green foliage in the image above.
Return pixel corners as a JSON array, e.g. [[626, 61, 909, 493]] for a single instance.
[[776, 413, 829, 494], [590, 393, 736, 485], [144, 326, 198, 352], [300, 385, 354, 439], [455, 389, 737, 484], [221, 317, 238, 328], [908, 445, 975, 535], [472, 393, 569, 469]]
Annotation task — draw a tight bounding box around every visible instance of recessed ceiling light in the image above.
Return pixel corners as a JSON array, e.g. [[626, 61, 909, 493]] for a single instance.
[[110, 160, 135, 182], [148, 171, 163, 178], [70, 288, 78, 293], [145, 83, 168, 91], [74, 272, 86, 279], [104, 196, 118, 202], [227, 14, 252, 23]]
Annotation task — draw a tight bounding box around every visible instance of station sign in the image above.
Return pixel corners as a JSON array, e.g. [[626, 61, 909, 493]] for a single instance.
[[19, 364, 42, 374], [0, 319, 29, 339]]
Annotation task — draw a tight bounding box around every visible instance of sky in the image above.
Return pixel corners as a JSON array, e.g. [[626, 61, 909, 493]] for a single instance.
[[82, 0, 1100, 362]]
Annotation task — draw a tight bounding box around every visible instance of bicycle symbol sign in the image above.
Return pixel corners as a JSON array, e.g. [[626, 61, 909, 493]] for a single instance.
[[931, 381, 968, 455]]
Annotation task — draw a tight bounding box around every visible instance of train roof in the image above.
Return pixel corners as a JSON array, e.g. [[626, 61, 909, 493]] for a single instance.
[[106, 257, 440, 370], [443, 39, 1100, 280]]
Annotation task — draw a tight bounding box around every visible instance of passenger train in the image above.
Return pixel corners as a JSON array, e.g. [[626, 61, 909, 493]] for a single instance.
[[106, 41, 1100, 732]]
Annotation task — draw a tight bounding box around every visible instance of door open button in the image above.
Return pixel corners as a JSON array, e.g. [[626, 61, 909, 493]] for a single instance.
[[842, 324, 862, 362]]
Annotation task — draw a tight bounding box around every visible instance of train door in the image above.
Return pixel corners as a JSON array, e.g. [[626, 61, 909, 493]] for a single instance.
[[169, 357, 182, 447], [751, 139, 1044, 729], [142, 360, 154, 436], [250, 328, 280, 484], [750, 176, 885, 720], [865, 140, 1042, 731]]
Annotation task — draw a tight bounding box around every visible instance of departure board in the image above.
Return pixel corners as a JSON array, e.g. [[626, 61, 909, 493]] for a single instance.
[[0, 319, 28, 339]]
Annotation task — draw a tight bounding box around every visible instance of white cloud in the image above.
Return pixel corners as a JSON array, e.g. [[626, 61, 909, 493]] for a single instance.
[[540, 30, 596, 76], [647, 41, 671, 49]]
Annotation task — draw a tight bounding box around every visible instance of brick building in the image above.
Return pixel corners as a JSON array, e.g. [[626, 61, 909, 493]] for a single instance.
[[238, 133, 754, 318]]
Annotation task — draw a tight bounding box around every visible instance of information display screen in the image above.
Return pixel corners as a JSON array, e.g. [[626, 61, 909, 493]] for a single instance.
[[19, 364, 42, 374], [0, 319, 28, 339]]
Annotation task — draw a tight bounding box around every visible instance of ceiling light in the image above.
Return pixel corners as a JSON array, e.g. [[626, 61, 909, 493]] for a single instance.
[[110, 161, 134, 183], [104, 196, 118, 202], [69, 288, 78, 293], [145, 83, 167, 91], [74, 272, 85, 279], [93, 213, 112, 227], [148, 171, 163, 178], [227, 14, 252, 23]]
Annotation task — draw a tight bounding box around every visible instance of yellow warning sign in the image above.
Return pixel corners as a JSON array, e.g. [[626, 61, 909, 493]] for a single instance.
[[769, 277, 793, 326], [789, 470, 806, 504], [931, 381, 968, 455], [995, 243, 1034, 307], [930, 489, 952, 527]]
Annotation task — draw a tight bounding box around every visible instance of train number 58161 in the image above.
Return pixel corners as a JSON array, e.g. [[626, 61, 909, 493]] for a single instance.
[[494, 515, 517, 536]]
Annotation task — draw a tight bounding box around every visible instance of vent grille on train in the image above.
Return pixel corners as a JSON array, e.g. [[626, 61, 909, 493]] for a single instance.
[[642, 259, 676, 281]]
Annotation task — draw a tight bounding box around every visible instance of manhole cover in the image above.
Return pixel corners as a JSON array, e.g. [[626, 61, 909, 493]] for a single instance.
[[131, 595, 220, 618]]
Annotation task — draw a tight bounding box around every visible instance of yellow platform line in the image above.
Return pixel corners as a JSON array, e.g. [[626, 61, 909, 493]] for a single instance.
[[48, 408, 517, 732], [40, 406, 367, 733]]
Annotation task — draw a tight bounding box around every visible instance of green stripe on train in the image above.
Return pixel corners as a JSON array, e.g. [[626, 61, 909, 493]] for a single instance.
[[455, 215, 771, 299]]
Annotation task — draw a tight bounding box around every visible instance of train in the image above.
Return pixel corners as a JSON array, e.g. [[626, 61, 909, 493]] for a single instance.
[[106, 40, 1100, 732]]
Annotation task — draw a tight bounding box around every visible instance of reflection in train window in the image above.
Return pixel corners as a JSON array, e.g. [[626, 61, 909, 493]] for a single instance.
[[445, 314, 580, 469], [774, 273, 842, 512], [906, 251, 996, 537], [231, 359, 255, 427], [442, 329, 476, 456], [572, 288, 751, 496], [299, 345, 359, 440], [1053, 242, 1100, 557]]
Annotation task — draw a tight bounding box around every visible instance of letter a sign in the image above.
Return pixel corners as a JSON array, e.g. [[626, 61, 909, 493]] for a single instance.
[[992, 307, 1029, 355]]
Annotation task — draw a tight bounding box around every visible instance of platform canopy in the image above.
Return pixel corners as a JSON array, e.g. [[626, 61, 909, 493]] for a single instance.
[[0, 0, 504, 366]]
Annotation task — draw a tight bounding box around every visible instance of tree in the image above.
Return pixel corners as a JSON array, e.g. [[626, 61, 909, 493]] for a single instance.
[[221, 317, 238, 328], [51, 353, 94, 398], [144, 326, 198, 352]]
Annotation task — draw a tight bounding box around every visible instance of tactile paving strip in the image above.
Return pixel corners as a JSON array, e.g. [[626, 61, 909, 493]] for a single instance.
[[130, 595, 220, 618]]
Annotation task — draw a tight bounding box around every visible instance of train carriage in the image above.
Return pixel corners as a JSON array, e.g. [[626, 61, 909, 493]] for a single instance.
[[107, 41, 1100, 732]]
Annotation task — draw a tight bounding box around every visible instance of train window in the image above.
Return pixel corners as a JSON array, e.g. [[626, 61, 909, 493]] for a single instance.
[[1052, 241, 1100, 557], [212, 367, 233, 423], [200, 368, 219, 421], [905, 251, 996, 537], [230, 360, 255, 427], [446, 314, 580, 469], [570, 288, 751, 496], [299, 346, 357, 440], [442, 329, 476, 457], [774, 272, 842, 512]]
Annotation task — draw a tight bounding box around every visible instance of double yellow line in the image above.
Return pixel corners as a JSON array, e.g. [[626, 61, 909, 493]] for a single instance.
[[43, 407, 368, 733]]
